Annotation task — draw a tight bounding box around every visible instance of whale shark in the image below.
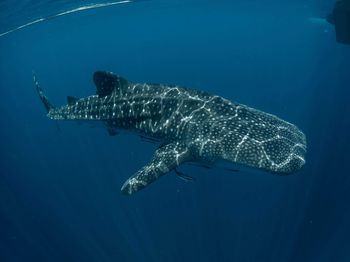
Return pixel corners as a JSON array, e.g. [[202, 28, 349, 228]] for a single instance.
[[35, 71, 307, 195]]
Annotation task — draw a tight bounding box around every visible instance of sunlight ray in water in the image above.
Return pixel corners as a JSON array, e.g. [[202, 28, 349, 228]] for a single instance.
[[0, 0, 133, 37]]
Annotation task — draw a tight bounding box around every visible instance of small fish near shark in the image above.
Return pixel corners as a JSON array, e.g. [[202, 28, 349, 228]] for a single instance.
[[35, 71, 307, 195]]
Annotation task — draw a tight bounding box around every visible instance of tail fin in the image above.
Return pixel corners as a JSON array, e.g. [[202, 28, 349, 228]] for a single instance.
[[33, 73, 54, 112]]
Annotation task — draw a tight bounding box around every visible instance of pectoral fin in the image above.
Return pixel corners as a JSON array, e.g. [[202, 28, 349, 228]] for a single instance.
[[121, 142, 191, 195]]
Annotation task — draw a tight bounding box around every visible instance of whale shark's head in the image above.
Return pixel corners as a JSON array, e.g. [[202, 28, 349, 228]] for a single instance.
[[217, 109, 307, 174]]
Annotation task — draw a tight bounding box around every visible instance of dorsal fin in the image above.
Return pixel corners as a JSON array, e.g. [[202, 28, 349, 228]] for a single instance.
[[67, 96, 79, 105], [93, 71, 129, 97]]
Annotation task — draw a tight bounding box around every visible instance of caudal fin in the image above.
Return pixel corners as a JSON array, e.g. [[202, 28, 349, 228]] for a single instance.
[[33, 73, 54, 112]]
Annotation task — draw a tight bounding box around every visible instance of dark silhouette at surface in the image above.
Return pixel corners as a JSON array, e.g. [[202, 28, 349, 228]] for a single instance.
[[327, 0, 350, 45]]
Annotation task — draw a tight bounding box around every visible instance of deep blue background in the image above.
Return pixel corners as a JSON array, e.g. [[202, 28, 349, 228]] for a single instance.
[[1, 1, 349, 261]]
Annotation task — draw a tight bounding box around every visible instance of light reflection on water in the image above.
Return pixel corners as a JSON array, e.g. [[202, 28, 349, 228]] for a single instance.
[[0, 0, 134, 37]]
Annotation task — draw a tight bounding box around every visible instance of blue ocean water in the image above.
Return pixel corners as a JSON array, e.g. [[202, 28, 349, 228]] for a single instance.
[[0, 0, 349, 261]]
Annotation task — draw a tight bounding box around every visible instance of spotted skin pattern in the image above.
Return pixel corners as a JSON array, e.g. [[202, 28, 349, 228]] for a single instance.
[[35, 71, 307, 195]]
